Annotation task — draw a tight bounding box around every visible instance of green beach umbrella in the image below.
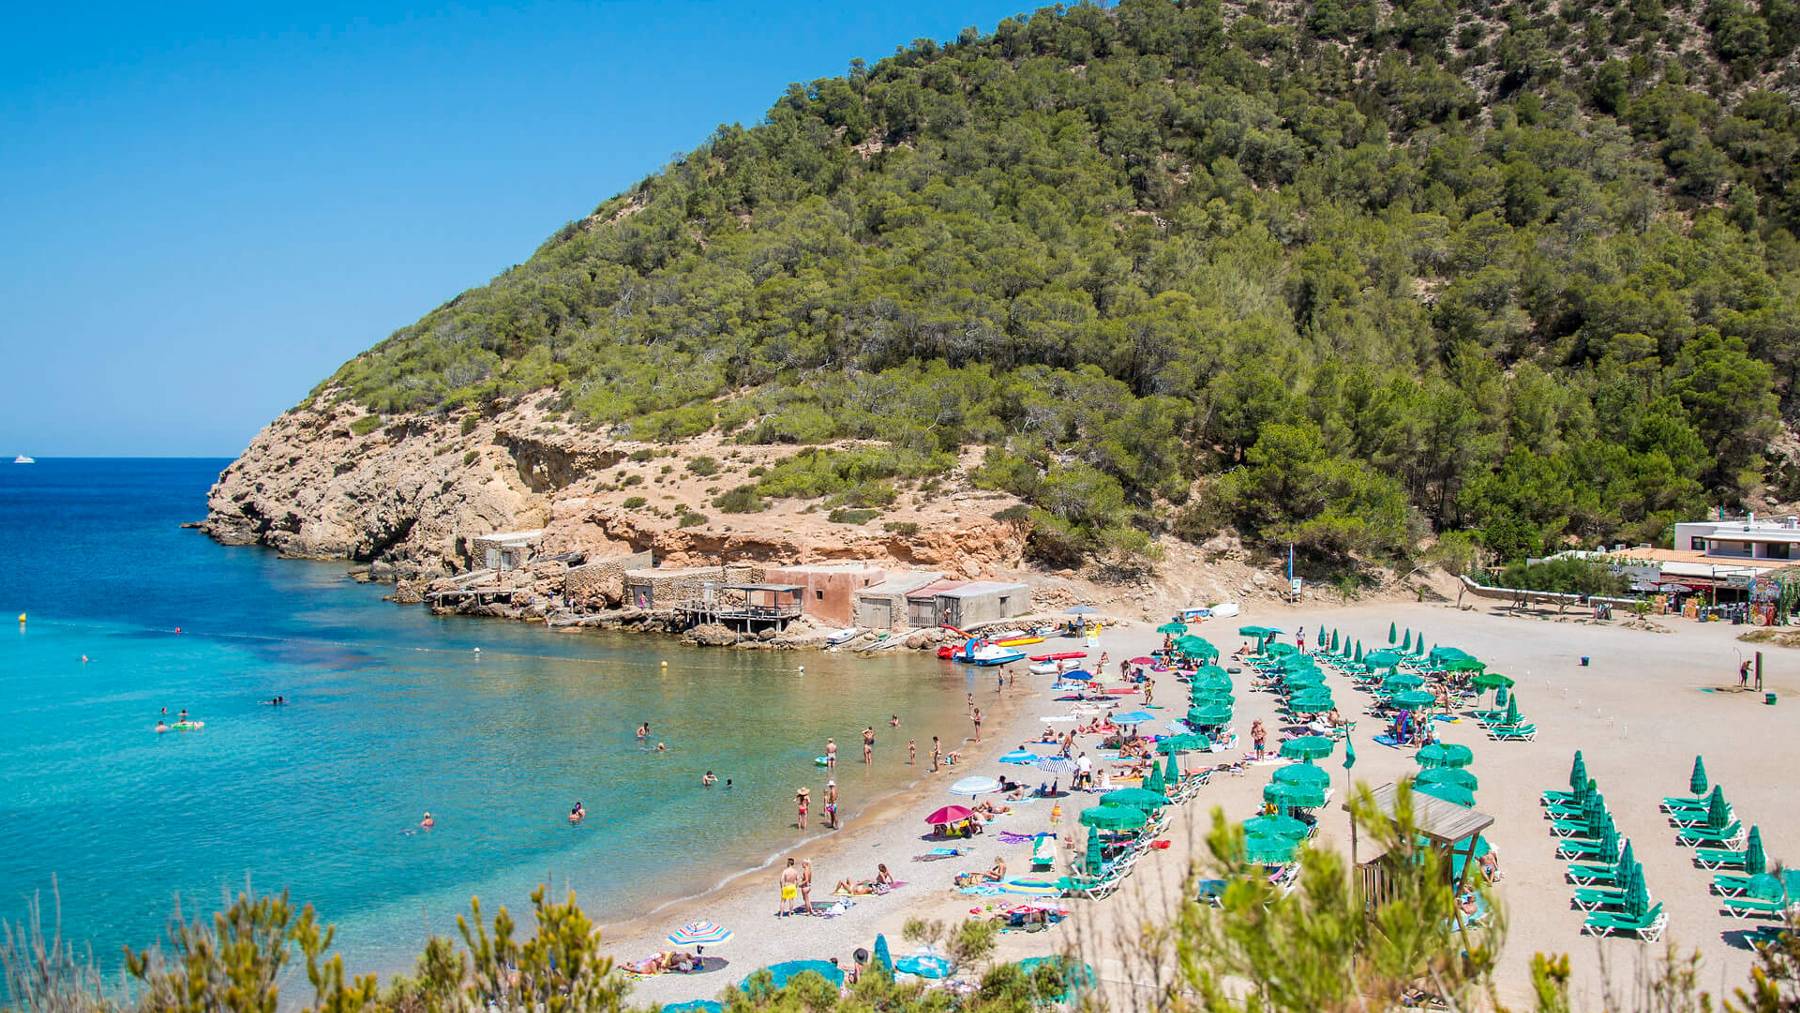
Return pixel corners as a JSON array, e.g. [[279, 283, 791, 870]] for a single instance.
[[1264, 780, 1326, 810], [1415, 780, 1475, 807], [1238, 625, 1271, 638], [1143, 762, 1166, 796], [1280, 736, 1334, 763], [1503, 693, 1521, 725], [1284, 671, 1326, 689], [1388, 622, 1397, 643], [1164, 749, 1181, 785], [1274, 763, 1331, 790], [1083, 829, 1105, 876], [1187, 705, 1232, 727], [1417, 742, 1474, 768], [1622, 863, 1650, 916], [1747, 826, 1767, 876], [1243, 831, 1299, 865], [1365, 650, 1400, 668], [1747, 873, 1786, 903], [1706, 786, 1730, 830], [1690, 755, 1708, 796], [1193, 667, 1232, 690], [1569, 752, 1588, 792], [1440, 658, 1486, 673], [1616, 840, 1636, 882], [1244, 813, 1310, 839], [1329, 630, 1340, 652], [1391, 690, 1437, 710], [1343, 734, 1357, 770], [1264, 643, 1299, 658], [1079, 805, 1148, 831], [1415, 766, 1479, 791], [1102, 787, 1169, 811], [1289, 689, 1334, 711], [1383, 673, 1425, 692], [1190, 688, 1234, 707], [1472, 671, 1514, 691], [1494, 686, 1509, 706], [1401, 629, 1413, 652], [1156, 621, 1188, 635], [1354, 641, 1364, 662], [1157, 734, 1209, 753]]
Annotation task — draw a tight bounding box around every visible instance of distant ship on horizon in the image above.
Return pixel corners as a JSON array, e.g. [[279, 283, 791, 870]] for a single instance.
[[13, 455, 34, 464]]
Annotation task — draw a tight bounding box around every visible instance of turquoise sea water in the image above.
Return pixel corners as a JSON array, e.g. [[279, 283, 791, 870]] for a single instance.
[[0, 459, 970, 976]]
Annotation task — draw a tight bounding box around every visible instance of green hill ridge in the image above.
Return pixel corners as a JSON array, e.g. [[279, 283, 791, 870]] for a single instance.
[[315, 0, 1800, 569]]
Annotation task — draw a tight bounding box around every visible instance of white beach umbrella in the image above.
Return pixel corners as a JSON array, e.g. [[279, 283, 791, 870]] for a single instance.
[[948, 775, 1002, 797]]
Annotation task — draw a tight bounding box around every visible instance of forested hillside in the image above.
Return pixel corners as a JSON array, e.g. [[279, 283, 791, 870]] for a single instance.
[[320, 0, 1800, 570]]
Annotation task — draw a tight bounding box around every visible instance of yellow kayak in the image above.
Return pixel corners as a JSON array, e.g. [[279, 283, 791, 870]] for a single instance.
[[995, 635, 1045, 647]]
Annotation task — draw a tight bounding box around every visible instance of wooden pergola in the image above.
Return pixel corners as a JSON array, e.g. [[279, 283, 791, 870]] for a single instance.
[[1345, 782, 1494, 932]]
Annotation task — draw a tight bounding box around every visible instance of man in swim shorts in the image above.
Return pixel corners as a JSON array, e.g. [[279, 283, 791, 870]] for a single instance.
[[778, 858, 799, 916]]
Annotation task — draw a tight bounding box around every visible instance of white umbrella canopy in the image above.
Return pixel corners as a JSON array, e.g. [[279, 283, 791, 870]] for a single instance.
[[949, 775, 1002, 797]]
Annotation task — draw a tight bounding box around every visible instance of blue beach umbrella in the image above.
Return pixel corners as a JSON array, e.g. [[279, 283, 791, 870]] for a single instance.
[[872, 934, 894, 982], [1062, 669, 1093, 682], [747, 960, 845, 990]]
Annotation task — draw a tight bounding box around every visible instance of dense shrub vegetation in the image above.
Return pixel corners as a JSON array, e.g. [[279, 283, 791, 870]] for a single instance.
[[323, 0, 1800, 566]]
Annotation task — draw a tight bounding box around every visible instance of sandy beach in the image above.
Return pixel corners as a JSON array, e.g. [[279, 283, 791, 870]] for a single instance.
[[610, 601, 1798, 1009]]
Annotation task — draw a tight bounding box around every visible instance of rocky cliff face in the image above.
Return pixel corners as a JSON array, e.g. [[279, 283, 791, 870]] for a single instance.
[[205, 391, 1028, 581]]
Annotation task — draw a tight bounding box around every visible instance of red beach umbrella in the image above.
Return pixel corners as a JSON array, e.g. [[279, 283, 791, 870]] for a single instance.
[[925, 805, 973, 825]]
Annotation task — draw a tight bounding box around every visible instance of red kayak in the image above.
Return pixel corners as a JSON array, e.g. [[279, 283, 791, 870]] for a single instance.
[[1028, 651, 1088, 662]]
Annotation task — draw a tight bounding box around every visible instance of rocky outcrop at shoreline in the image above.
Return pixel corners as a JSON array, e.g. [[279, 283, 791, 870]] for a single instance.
[[205, 390, 1029, 584]]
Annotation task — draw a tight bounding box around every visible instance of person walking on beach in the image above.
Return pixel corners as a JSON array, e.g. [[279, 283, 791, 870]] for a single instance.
[[930, 736, 942, 772], [796, 788, 809, 829], [825, 738, 837, 768], [825, 781, 839, 829], [862, 726, 875, 764], [1740, 659, 1752, 689], [908, 739, 917, 765], [1251, 719, 1267, 758], [778, 859, 799, 916], [1143, 679, 1154, 706], [1297, 627, 1306, 654], [972, 707, 984, 742], [799, 859, 814, 915], [1075, 752, 1091, 790]]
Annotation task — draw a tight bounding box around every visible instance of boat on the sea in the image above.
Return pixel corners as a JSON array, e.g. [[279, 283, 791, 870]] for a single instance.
[[964, 644, 1026, 666], [13, 455, 34, 464]]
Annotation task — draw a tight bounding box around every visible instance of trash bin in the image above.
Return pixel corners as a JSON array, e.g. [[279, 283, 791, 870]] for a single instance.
[[1767, 692, 1778, 706], [1579, 656, 1590, 667]]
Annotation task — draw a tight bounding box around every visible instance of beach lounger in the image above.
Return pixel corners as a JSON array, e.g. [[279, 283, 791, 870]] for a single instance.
[[1711, 873, 1764, 897], [1659, 794, 1709, 812], [1676, 821, 1745, 847], [1543, 784, 1591, 805], [1487, 723, 1536, 741], [1583, 902, 1666, 941], [1668, 807, 1733, 829], [1566, 862, 1624, 886], [1693, 847, 1748, 871], [1750, 925, 1794, 949], [1724, 896, 1792, 920], [1571, 885, 1631, 912], [1559, 837, 1624, 861], [1544, 798, 1595, 819]]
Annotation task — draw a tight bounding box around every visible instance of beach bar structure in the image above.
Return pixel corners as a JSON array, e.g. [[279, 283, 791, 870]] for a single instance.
[[471, 529, 543, 572], [855, 571, 945, 630], [933, 581, 1033, 628], [1347, 783, 1494, 929], [761, 562, 887, 626]]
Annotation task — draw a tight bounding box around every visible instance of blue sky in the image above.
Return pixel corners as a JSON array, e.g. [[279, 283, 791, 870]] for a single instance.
[[0, 1, 1034, 457]]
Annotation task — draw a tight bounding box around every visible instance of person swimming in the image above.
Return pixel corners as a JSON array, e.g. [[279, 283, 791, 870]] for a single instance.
[[154, 719, 168, 733], [636, 722, 649, 740], [702, 771, 717, 786], [420, 811, 435, 829], [656, 741, 668, 753], [569, 801, 586, 823]]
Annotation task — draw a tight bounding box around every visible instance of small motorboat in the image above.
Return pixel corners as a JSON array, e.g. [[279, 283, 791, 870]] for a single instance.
[[12, 455, 34, 464], [1028, 661, 1060, 675], [966, 645, 1027, 666], [825, 627, 861, 646]]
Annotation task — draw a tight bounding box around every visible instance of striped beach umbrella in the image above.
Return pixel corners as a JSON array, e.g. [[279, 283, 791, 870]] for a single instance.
[[667, 920, 734, 947]]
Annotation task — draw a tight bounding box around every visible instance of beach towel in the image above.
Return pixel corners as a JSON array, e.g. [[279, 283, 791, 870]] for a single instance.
[[914, 847, 965, 862], [1373, 734, 1402, 748]]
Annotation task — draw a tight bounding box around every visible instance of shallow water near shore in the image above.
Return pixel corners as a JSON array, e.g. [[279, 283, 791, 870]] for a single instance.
[[0, 459, 975, 978]]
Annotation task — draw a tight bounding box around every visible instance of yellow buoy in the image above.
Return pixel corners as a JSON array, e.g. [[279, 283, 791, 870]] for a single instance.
[[15, 613, 23, 624], [660, 660, 668, 667]]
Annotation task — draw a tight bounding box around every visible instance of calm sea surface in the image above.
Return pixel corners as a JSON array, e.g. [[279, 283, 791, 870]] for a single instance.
[[0, 459, 970, 976]]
